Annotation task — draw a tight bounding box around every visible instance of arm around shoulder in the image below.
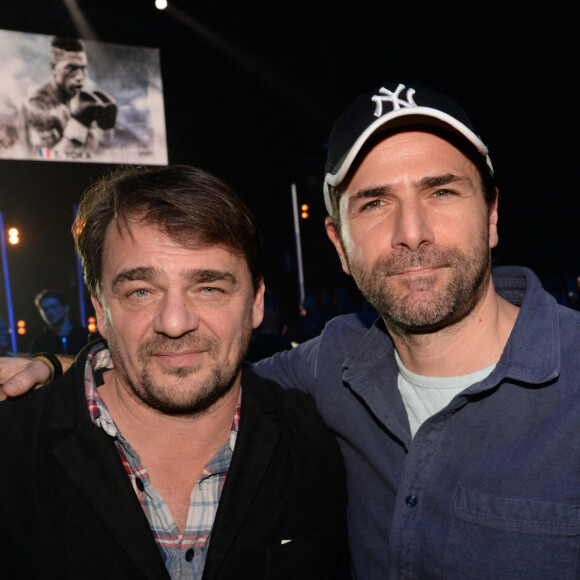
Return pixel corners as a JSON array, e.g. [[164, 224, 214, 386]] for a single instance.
[[250, 338, 319, 396], [0, 354, 73, 400]]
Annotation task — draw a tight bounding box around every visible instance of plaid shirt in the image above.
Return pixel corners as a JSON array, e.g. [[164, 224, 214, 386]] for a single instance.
[[84, 343, 240, 580]]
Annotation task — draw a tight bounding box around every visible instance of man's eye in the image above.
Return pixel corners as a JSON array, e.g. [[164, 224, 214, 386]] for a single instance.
[[361, 199, 384, 211], [431, 189, 454, 198], [132, 289, 150, 298]]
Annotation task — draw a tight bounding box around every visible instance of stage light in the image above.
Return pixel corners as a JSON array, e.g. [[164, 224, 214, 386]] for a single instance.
[[8, 228, 19, 244], [17, 320, 26, 335], [155, 0, 168, 9], [301, 204, 310, 219], [88, 316, 97, 333]]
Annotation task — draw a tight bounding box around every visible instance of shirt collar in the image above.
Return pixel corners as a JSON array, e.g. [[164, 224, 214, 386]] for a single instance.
[[490, 265, 560, 384]]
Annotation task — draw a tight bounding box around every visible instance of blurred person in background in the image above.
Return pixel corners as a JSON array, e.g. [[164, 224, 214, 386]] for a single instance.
[[31, 289, 91, 355]]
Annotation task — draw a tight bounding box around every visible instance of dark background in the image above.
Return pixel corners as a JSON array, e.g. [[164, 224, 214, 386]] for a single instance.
[[0, 0, 578, 350]]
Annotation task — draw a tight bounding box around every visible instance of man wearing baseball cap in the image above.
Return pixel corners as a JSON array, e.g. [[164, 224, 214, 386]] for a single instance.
[[256, 81, 580, 577], [3, 82, 580, 578]]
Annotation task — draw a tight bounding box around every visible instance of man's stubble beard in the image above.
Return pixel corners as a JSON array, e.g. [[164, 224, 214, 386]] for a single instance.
[[346, 227, 492, 336], [106, 322, 253, 417]]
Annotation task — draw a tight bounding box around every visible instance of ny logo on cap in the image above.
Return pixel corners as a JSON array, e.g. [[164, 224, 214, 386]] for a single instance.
[[372, 84, 416, 118]]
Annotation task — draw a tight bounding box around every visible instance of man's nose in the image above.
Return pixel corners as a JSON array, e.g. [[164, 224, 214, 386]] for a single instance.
[[152, 293, 200, 338], [390, 199, 434, 251]]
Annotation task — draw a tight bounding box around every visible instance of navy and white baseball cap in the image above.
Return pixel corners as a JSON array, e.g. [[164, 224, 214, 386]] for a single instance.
[[323, 81, 493, 214]]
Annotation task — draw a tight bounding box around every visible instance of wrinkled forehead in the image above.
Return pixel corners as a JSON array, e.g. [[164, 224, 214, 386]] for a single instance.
[[341, 126, 488, 196], [102, 218, 254, 288], [104, 217, 239, 261], [110, 212, 245, 256], [350, 128, 477, 179]]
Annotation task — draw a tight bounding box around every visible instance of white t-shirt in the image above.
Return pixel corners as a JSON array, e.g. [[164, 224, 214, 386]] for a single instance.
[[395, 350, 496, 437]]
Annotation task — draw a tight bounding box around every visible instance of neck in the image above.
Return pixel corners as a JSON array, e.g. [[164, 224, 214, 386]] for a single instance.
[[99, 370, 241, 534], [387, 282, 520, 377], [99, 370, 240, 459]]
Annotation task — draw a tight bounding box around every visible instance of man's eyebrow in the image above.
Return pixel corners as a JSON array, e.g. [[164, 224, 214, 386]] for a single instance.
[[187, 269, 238, 285], [348, 186, 393, 206], [112, 267, 238, 288], [417, 174, 472, 189], [112, 267, 158, 289]]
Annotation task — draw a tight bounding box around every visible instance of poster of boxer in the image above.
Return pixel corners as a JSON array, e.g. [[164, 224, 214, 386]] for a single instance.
[[0, 29, 168, 164]]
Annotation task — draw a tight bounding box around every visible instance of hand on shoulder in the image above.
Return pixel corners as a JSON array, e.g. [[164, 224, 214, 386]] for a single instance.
[[0, 354, 73, 401]]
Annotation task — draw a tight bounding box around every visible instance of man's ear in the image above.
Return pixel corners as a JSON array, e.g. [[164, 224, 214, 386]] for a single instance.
[[252, 279, 266, 330], [488, 189, 499, 249], [90, 294, 106, 338], [325, 216, 352, 276]]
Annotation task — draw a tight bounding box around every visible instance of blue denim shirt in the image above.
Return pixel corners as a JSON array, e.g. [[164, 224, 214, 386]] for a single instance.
[[253, 266, 580, 579]]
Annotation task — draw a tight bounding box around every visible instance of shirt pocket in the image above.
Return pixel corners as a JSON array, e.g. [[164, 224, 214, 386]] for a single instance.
[[445, 486, 579, 580]]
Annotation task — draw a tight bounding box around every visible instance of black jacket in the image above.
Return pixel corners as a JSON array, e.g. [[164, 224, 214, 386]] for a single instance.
[[0, 343, 348, 579]]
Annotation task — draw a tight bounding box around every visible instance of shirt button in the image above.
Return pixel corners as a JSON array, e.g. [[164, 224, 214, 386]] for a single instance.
[[185, 548, 194, 562], [135, 478, 145, 492], [405, 494, 418, 507]]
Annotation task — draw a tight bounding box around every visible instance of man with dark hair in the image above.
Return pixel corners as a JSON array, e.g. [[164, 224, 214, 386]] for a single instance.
[[20, 36, 117, 153], [0, 165, 347, 578], [31, 289, 91, 355], [250, 82, 580, 578]]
